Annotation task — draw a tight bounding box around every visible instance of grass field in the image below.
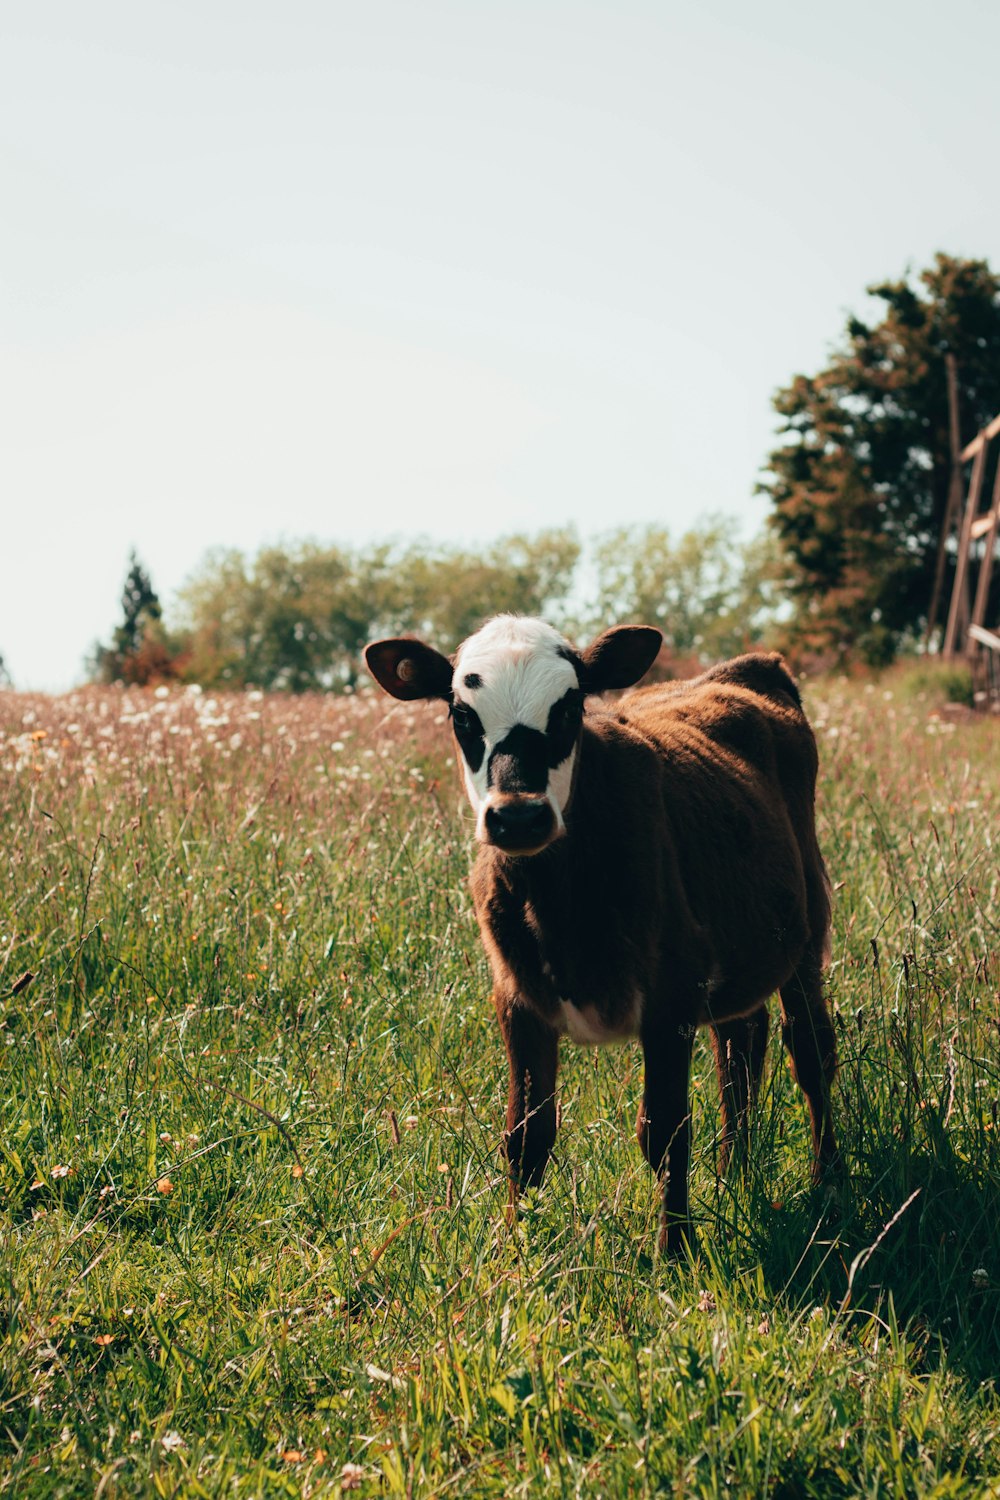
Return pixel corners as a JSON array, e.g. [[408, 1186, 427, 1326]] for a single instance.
[[1, 670, 998, 1497]]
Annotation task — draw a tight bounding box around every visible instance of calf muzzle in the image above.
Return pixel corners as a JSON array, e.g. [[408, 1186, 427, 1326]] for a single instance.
[[483, 796, 556, 855]]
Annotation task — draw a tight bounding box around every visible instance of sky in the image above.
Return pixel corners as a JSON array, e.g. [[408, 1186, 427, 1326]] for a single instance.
[[2, 0, 999, 690]]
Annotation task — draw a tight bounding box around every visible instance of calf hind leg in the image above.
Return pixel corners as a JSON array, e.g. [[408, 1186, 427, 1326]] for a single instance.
[[778, 947, 839, 1180], [710, 1008, 769, 1174]]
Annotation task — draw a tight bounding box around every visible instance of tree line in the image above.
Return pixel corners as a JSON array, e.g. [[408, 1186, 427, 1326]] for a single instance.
[[90, 521, 772, 691], [83, 252, 1000, 692]]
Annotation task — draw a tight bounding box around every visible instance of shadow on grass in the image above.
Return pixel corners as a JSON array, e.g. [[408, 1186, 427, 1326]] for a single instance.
[[712, 1135, 1000, 1386]]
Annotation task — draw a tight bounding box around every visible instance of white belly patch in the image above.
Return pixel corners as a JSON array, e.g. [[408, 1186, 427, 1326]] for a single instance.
[[558, 992, 642, 1047]]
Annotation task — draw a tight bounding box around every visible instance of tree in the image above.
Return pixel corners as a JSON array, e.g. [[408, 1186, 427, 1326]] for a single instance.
[[0, 652, 10, 688], [117, 551, 162, 654], [123, 523, 777, 694], [176, 530, 581, 691], [89, 551, 183, 685], [179, 541, 413, 690], [760, 254, 1000, 664], [401, 529, 581, 647], [587, 516, 776, 663]]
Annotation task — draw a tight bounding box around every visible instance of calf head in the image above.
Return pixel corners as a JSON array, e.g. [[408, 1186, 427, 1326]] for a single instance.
[[365, 616, 661, 855]]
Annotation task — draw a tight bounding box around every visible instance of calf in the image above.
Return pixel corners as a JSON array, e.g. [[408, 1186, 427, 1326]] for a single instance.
[[365, 615, 838, 1254]]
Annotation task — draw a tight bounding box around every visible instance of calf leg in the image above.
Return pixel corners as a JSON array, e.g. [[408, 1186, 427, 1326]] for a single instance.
[[710, 1007, 769, 1174], [494, 995, 559, 1193], [778, 946, 839, 1180], [636, 1021, 695, 1257]]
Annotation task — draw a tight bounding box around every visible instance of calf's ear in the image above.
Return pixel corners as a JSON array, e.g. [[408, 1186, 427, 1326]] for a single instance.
[[365, 638, 454, 701], [578, 625, 662, 693]]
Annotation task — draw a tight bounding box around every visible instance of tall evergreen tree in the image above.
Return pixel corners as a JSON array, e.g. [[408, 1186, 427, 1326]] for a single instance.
[[113, 551, 162, 659], [89, 551, 169, 684], [760, 254, 1000, 664]]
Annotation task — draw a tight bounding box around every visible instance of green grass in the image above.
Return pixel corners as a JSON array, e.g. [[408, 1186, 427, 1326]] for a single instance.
[[1, 679, 998, 1497]]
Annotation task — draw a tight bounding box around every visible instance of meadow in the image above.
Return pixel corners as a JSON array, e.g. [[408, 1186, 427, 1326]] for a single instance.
[[1, 669, 998, 1497]]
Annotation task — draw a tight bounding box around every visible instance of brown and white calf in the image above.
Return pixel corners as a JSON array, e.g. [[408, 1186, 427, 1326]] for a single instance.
[[365, 615, 838, 1254]]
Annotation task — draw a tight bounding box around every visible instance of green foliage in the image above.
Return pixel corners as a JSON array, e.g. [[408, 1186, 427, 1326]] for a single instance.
[[411, 529, 582, 647], [883, 659, 975, 710], [177, 531, 582, 691], [1, 680, 998, 1495], [761, 254, 1000, 665], [88, 519, 808, 697], [179, 541, 375, 692], [588, 516, 782, 661], [168, 521, 783, 693]]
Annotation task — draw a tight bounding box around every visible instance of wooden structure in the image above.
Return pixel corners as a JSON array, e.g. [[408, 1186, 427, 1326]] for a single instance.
[[940, 407, 1000, 709]]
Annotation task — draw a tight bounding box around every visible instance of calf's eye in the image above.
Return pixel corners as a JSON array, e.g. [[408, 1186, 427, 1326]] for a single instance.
[[449, 700, 486, 772], [545, 690, 583, 766]]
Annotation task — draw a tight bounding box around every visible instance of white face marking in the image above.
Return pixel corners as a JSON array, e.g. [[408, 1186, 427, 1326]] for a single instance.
[[451, 616, 581, 842]]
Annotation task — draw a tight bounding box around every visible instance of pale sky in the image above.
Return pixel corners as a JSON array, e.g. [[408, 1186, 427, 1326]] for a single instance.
[[2, 0, 999, 689]]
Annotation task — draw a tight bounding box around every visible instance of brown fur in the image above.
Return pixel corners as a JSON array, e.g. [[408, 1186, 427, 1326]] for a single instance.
[[472, 652, 838, 1255]]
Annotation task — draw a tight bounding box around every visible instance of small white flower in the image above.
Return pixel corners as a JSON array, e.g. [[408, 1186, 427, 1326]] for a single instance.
[[972, 1268, 989, 1290], [161, 1430, 184, 1452]]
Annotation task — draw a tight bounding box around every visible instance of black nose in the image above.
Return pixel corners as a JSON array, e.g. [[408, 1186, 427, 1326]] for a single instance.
[[484, 798, 554, 852]]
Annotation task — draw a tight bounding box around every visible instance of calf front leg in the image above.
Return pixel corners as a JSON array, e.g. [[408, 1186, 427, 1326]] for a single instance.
[[637, 1019, 695, 1257], [494, 994, 559, 1193]]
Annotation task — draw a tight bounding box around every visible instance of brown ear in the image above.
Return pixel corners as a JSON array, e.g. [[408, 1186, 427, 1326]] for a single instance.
[[578, 625, 662, 693], [364, 638, 454, 701]]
